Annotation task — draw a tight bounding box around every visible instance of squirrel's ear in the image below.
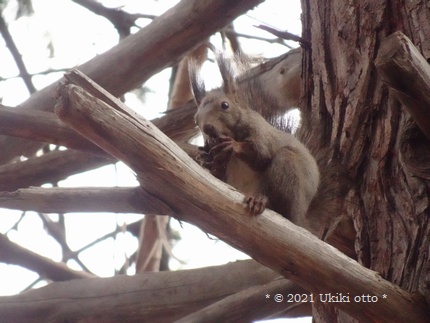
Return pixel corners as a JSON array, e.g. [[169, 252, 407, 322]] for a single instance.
[[214, 52, 236, 95], [188, 59, 206, 105]]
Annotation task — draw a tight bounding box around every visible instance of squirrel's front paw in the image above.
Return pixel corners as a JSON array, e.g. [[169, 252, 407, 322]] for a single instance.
[[244, 194, 268, 215], [208, 137, 235, 172], [210, 137, 243, 155], [196, 146, 213, 168], [196, 143, 228, 180]]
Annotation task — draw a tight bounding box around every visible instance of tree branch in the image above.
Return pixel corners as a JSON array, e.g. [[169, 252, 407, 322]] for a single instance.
[[0, 187, 172, 215], [375, 31, 430, 141], [255, 24, 310, 48], [72, 0, 155, 38], [0, 0, 263, 164], [0, 234, 93, 281], [0, 13, 36, 94], [53, 70, 429, 322], [0, 260, 279, 322], [0, 102, 197, 157], [0, 149, 113, 191], [177, 277, 310, 322], [0, 100, 197, 191], [0, 104, 107, 156]]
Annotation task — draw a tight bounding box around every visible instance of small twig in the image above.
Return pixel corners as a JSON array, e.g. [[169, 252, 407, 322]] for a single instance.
[[0, 67, 71, 81], [224, 27, 290, 47], [223, 23, 241, 53], [0, 233, 93, 281], [37, 212, 92, 273], [21, 277, 43, 293], [72, 0, 155, 38], [0, 13, 36, 94], [255, 24, 310, 48], [5, 211, 25, 234]]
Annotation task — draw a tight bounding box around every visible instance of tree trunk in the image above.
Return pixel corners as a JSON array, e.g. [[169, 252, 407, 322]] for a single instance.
[[301, 0, 430, 320]]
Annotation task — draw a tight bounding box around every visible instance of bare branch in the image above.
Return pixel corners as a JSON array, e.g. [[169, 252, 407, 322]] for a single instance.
[[225, 26, 291, 47], [53, 71, 429, 322], [177, 278, 310, 322], [0, 150, 113, 191], [0, 187, 172, 214], [135, 215, 169, 272], [36, 212, 93, 274], [0, 102, 197, 157], [0, 0, 264, 164], [0, 100, 197, 192], [72, 0, 155, 38], [0, 104, 107, 156], [0, 13, 36, 94], [0, 260, 278, 322], [0, 233, 93, 281], [255, 24, 310, 48]]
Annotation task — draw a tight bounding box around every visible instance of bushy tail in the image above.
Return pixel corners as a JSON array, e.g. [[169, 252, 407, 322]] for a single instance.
[[297, 128, 352, 239]]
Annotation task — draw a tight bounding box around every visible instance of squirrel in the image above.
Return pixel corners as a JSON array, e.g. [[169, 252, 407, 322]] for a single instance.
[[189, 51, 321, 229]]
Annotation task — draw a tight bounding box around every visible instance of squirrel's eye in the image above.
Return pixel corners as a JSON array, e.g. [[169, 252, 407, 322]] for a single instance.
[[221, 101, 229, 110]]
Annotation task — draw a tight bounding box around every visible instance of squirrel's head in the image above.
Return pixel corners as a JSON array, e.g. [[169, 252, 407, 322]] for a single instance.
[[189, 51, 248, 145]]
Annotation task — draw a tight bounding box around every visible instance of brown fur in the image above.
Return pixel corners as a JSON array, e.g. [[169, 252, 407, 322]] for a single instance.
[[190, 51, 320, 227]]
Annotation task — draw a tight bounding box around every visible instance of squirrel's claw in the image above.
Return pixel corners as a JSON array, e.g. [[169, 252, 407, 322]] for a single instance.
[[244, 194, 268, 215]]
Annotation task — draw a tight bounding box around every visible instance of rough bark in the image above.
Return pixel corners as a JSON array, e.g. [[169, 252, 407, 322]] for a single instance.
[[301, 0, 430, 320], [51, 70, 428, 322]]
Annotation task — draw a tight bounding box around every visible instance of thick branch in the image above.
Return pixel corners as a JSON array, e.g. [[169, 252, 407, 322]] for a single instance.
[[54, 72, 429, 322], [0, 0, 263, 164], [177, 278, 309, 322], [0, 187, 172, 214], [375, 31, 430, 140], [0, 234, 93, 281], [0, 102, 197, 158], [0, 49, 300, 163], [0, 104, 107, 156], [0, 100, 195, 191], [0, 149, 113, 191], [0, 260, 278, 323]]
